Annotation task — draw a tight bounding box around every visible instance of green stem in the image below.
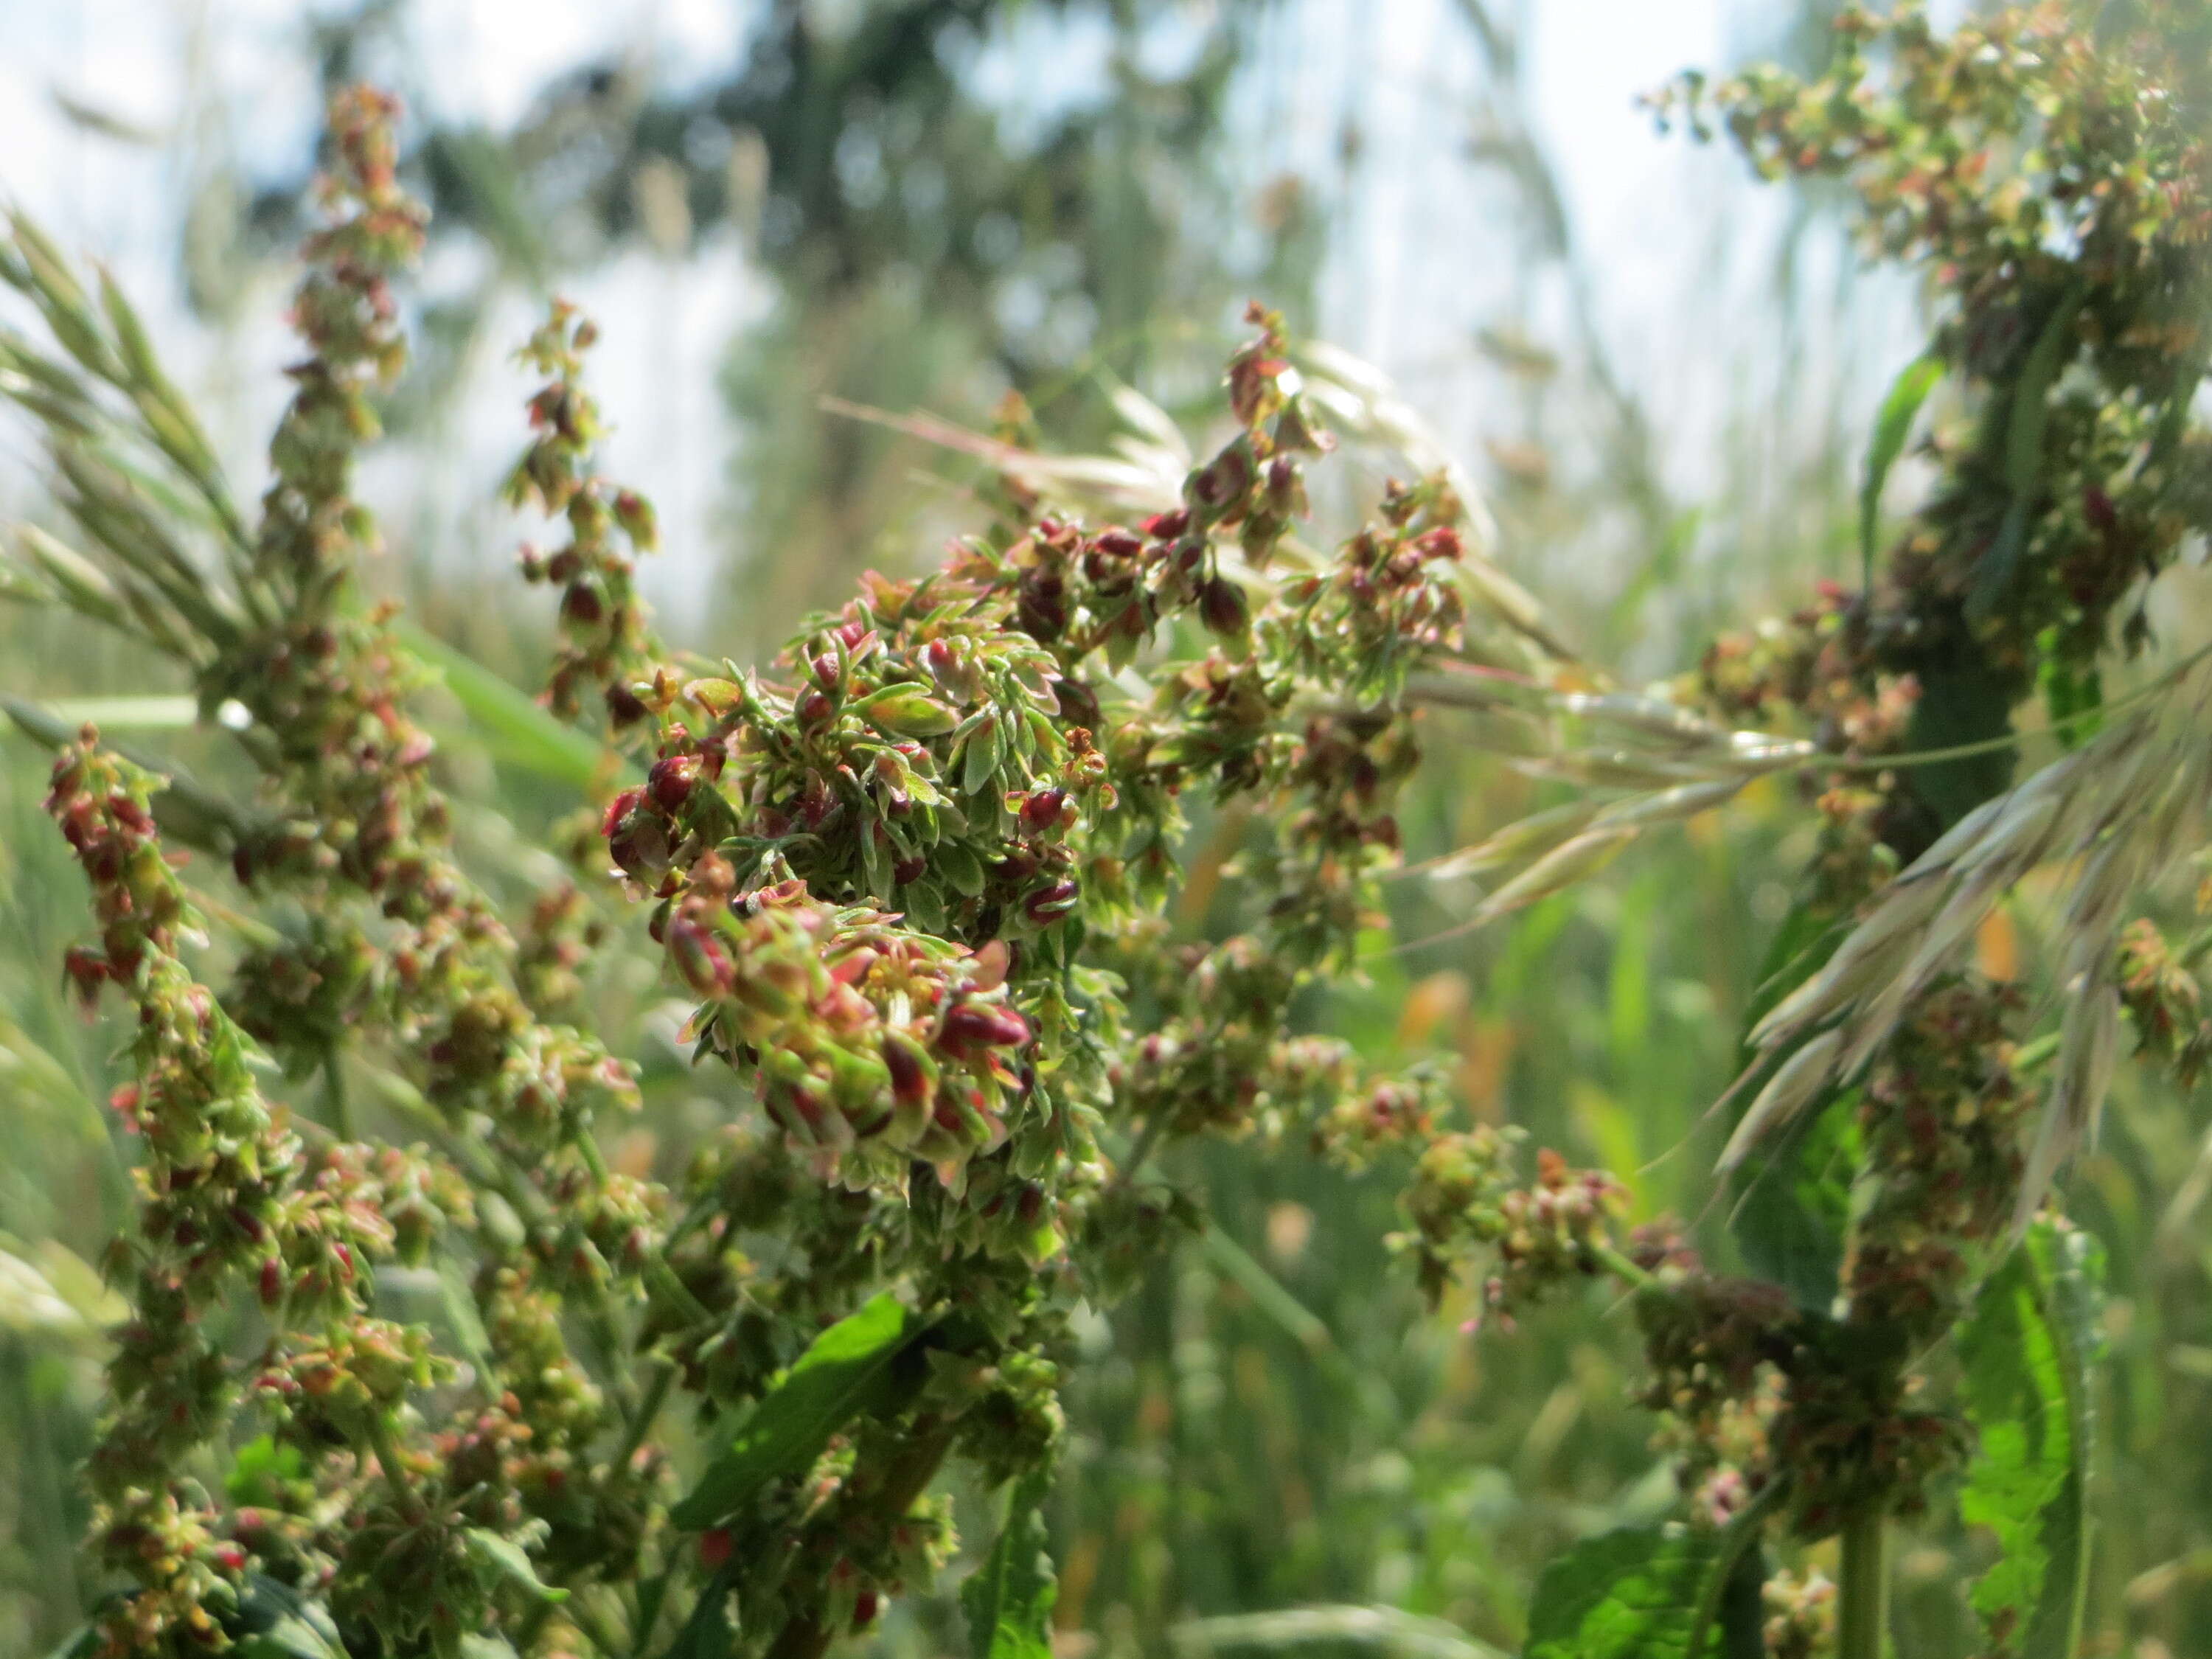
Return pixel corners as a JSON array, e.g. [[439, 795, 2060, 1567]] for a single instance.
[[1837, 1505, 1890, 1659], [1587, 1242, 1655, 1291], [365, 1411, 423, 1520], [609, 1360, 675, 1477], [321, 1047, 352, 1140], [762, 1419, 959, 1659], [1116, 1112, 1172, 1185]]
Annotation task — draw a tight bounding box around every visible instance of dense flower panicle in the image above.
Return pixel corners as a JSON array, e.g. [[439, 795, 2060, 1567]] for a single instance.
[[10, 149, 1495, 1652], [46, 737, 441, 1655], [506, 300, 667, 729], [29, 5, 2210, 1644]]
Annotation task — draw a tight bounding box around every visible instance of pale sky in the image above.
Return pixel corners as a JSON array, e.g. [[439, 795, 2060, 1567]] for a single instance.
[[0, 1, 1918, 623]]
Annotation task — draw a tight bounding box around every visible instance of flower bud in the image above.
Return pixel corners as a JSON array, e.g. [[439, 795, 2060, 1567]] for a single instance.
[[562, 581, 605, 625], [1018, 788, 1068, 834], [861, 689, 959, 738], [649, 754, 701, 813], [941, 1001, 1032, 1057], [667, 918, 735, 998], [1200, 577, 1251, 638], [882, 1029, 932, 1105], [798, 689, 836, 730], [1023, 878, 1080, 924]]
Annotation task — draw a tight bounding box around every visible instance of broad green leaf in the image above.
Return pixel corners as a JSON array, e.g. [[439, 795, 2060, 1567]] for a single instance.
[[225, 1433, 306, 1505], [961, 1465, 1059, 1659], [226, 1577, 347, 1659], [398, 620, 627, 790], [661, 1569, 739, 1659], [1900, 655, 2017, 831], [2035, 627, 2102, 749], [1969, 281, 2087, 624], [1727, 902, 1857, 1312], [1860, 355, 1943, 588], [463, 1527, 568, 1604], [1960, 1217, 2107, 1658], [671, 1293, 926, 1528], [1524, 1524, 1735, 1659]]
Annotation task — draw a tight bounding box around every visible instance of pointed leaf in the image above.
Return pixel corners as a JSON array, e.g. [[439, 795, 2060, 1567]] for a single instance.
[[961, 1465, 1059, 1659], [398, 621, 630, 790], [1525, 1524, 1735, 1659], [1726, 902, 1858, 1311], [1859, 355, 1943, 588], [671, 1293, 926, 1528], [1959, 1217, 2107, 1658], [464, 1528, 567, 1604]]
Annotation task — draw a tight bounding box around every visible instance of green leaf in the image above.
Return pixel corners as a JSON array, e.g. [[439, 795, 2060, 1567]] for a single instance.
[[1969, 281, 2087, 624], [671, 1293, 926, 1528], [463, 1527, 568, 1604], [1959, 1217, 2107, 1658], [1727, 902, 1857, 1312], [1901, 655, 2018, 831], [2035, 627, 2102, 749], [397, 621, 628, 790], [661, 1569, 739, 1659], [1524, 1524, 1736, 1659], [1860, 355, 1943, 589], [226, 1577, 347, 1659], [961, 1465, 1060, 1659], [225, 1433, 306, 1505]]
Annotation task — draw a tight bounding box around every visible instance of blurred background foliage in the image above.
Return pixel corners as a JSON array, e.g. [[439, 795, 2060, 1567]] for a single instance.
[[4, 2, 2212, 1658]]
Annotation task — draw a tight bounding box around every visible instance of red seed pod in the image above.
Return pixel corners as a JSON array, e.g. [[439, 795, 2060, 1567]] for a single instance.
[[1018, 788, 1068, 833], [893, 852, 928, 886], [258, 1258, 284, 1307], [1200, 577, 1251, 637], [562, 581, 605, 625], [798, 689, 836, 730], [835, 619, 870, 649], [667, 918, 736, 997], [1023, 878, 1080, 924], [1417, 524, 1463, 561], [882, 1030, 931, 1105], [602, 787, 646, 840], [213, 1544, 248, 1575], [852, 1592, 880, 1630], [942, 1001, 1032, 1054], [698, 1528, 735, 1570], [649, 754, 701, 813], [607, 808, 672, 881], [1143, 508, 1190, 540], [811, 652, 842, 692]]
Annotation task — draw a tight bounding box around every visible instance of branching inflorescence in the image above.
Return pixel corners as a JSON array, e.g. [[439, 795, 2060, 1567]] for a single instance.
[[9, 6, 2212, 1658]]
